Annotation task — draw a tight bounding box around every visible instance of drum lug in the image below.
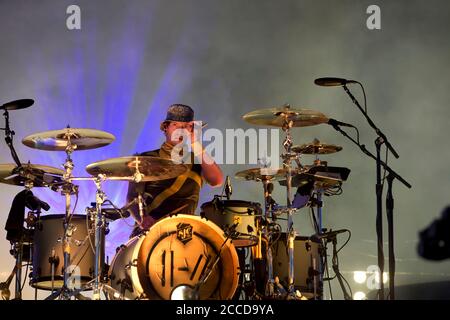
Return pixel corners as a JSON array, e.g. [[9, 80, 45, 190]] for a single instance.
[[125, 259, 138, 270]]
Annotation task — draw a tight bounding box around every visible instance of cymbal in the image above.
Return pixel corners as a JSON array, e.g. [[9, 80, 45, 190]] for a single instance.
[[235, 167, 301, 182], [242, 105, 328, 127], [1, 99, 34, 110], [85, 156, 189, 182], [292, 139, 342, 154], [0, 163, 64, 187], [22, 128, 115, 151]]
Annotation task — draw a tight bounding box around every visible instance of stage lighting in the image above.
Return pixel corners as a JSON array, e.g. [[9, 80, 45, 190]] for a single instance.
[[170, 285, 199, 300], [353, 291, 366, 300], [353, 271, 367, 284]]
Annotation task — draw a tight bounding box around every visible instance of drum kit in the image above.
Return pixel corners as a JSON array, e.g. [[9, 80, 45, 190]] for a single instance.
[[0, 100, 353, 300]]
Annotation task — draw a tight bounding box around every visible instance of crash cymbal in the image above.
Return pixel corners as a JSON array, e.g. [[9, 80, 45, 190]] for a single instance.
[[85, 156, 188, 182], [0, 163, 64, 187], [22, 127, 115, 151], [235, 167, 302, 182], [292, 139, 342, 154], [242, 105, 328, 127], [0, 99, 34, 110]]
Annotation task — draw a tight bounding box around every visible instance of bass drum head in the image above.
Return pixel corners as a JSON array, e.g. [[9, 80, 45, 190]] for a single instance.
[[137, 214, 240, 300]]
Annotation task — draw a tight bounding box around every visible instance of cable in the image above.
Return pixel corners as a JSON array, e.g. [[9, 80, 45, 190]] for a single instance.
[[86, 209, 96, 255], [103, 199, 135, 228], [337, 230, 352, 255], [356, 81, 368, 113], [323, 246, 334, 300], [381, 146, 389, 187]]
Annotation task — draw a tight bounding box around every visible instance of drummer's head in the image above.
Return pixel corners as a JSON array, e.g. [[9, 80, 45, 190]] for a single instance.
[[160, 104, 198, 145]]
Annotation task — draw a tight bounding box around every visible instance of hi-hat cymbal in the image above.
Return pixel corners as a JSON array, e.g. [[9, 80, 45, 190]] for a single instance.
[[1, 99, 34, 110], [85, 156, 188, 182], [235, 167, 302, 182], [22, 127, 115, 151], [242, 105, 328, 127], [0, 163, 64, 187], [292, 139, 343, 154]]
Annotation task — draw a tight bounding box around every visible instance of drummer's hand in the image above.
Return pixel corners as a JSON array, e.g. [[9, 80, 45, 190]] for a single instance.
[[190, 121, 204, 157]]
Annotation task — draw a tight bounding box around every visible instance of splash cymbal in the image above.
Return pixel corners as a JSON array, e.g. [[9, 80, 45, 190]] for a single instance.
[[22, 127, 115, 151], [292, 139, 343, 155]]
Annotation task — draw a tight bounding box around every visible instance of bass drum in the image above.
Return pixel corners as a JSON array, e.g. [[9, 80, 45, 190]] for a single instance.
[[109, 214, 240, 300], [31, 214, 97, 290]]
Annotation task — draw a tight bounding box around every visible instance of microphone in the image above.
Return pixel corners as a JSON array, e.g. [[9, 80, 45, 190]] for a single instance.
[[314, 77, 357, 87], [327, 118, 355, 128], [120, 198, 138, 218], [225, 176, 232, 200], [25, 194, 50, 211]]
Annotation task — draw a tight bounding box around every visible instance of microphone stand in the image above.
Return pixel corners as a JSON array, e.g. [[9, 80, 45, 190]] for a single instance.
[[342, 84, 399, 159], [328, 122, 411, 300], [341, 84, 409, 300]]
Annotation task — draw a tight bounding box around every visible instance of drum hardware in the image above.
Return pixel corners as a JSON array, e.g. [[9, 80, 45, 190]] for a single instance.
[[278, 108, 300, 298], [0, 265, 18, 300], [22, 127, 116, 300], [242, 105, 340, 300], [2, 165, 57, 300]]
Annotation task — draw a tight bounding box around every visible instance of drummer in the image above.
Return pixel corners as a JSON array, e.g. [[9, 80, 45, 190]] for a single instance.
[[127, 104, 224, 237]]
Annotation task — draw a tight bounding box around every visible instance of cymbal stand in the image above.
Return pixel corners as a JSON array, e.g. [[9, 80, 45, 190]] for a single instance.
[[280, 115, 299, 298], [261, 177, 274, 297], [310, 186, 325, 299], [45, 132, 79, 300], [132, 157, 145, 223], [67, 172, 144, 300], [92, 175, 106, 300]]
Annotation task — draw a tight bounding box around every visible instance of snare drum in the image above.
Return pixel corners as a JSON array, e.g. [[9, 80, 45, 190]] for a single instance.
[[109, 214, 240, 300], [30, 214, 97, 290], [200, 200, 262, 247]]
